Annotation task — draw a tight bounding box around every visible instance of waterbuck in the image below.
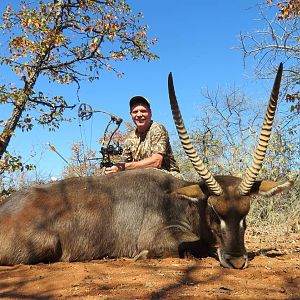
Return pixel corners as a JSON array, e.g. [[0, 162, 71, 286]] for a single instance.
[[0, 63, 292, 268], [168, 62, 292, 268]]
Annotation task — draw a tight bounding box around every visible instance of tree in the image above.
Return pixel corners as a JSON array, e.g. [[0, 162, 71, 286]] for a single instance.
[[0, 144, 48, 197], [270, 0, 300, 19], [62, 121, 133, 177], [193, 87, 265, 177], [0, 0, 158, 173], [173, 86, 300, 181], [62, 143, 104, 177], [239, 0, 299, 117]]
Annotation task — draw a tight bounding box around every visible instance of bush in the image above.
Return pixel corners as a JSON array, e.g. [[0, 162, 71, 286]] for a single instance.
[[247, 178, 300, 236]]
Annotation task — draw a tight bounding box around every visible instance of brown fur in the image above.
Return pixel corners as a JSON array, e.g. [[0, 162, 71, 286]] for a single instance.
[[0, 169, 291, 268]]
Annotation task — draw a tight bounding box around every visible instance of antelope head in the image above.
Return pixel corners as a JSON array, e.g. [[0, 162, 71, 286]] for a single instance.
[[168, 63, 293, 268]]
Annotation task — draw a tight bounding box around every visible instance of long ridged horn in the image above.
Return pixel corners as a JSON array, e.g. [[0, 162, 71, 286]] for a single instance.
[[168, 73, 223, 196], [238, 63, 283, 195]]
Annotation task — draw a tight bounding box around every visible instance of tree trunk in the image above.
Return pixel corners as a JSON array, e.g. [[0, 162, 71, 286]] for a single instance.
[[0, 101, 27, 159], [0, 1, 64, 161]]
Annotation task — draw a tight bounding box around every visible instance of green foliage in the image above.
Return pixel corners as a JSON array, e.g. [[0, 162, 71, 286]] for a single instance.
[[0, 0, 158, 83], [0, 151, 35, 176], [0, 165, 48, 199]]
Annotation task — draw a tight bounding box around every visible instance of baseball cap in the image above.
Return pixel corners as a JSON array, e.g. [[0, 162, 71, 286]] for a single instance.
[[129, 96, 151, 110]]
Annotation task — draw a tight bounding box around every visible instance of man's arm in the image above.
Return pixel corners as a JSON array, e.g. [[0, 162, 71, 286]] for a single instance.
[[104, 153, 163, 174], [104, 122, 169, 175]]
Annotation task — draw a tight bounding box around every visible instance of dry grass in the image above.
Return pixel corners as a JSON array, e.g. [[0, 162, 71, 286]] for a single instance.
[[247, 179, 300, 252]]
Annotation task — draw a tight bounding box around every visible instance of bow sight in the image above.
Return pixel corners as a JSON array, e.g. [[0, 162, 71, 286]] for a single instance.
[[78, 103, 123, 168]]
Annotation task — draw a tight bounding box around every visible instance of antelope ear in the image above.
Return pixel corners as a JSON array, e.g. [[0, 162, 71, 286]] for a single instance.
[[174, 184, 206, 202], [251, 180, 293, 197]]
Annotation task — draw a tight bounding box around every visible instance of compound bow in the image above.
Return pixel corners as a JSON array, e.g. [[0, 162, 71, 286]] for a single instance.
[[78, 103, 123, 168]]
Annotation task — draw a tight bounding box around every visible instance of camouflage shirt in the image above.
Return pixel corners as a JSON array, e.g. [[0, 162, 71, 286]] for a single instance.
[[120, 121, 180, 174]]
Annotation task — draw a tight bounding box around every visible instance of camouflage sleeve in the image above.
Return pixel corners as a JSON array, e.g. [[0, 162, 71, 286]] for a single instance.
[[119, 138, 133, 162], [150, 123, 169, 155]]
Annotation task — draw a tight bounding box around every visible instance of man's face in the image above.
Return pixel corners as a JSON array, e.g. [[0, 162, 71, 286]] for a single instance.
[[130, 103, 152, 133]]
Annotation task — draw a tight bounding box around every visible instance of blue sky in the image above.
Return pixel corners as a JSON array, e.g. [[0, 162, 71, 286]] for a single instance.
[[0, 0, 280, 179]]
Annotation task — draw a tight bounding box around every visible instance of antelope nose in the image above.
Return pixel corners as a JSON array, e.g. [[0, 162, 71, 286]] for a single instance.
[[226, 255, 248, 269]]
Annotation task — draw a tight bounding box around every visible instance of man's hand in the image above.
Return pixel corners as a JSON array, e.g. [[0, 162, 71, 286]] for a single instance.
[[104, 154, 163, 175], [104, 163, 125, 175]]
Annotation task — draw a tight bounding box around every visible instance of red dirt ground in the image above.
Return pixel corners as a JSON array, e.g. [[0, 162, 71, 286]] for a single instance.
[[0, 233, 299, 300]]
